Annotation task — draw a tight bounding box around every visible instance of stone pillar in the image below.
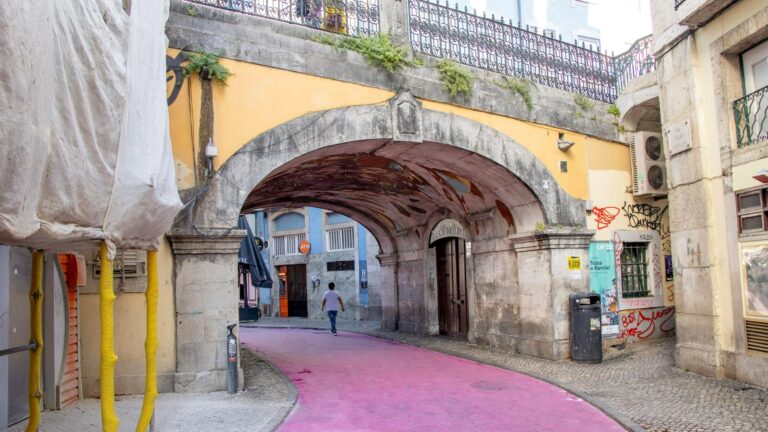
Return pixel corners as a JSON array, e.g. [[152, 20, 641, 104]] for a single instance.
[[377, 253, 398, 331], [168, 228, 245, 393], [379, 0, 411, 48], [511, 229, 593, 360]]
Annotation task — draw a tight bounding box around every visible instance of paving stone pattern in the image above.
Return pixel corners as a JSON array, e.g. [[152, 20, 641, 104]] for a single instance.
[[246, 317, 768, 432], [9, 343, 295, 432]]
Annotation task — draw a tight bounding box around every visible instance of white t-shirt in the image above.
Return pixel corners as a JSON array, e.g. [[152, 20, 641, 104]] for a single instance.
[[323, 290, 342, 311]]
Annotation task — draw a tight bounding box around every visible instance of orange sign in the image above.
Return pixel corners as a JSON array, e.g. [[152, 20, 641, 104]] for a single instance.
[[299, 240, 311, 255]]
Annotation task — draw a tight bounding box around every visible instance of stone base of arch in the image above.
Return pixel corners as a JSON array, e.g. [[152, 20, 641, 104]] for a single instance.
[[169, 229, 246, 393], [167, 228, 592, 392]]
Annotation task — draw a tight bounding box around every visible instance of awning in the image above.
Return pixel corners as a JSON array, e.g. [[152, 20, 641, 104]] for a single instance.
[[238, 216, 273, 288]]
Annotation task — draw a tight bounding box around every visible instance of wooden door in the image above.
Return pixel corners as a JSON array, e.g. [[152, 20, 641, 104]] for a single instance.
[[58, 254, 80, 408], [436, 238, 468, 338], [287, 264, 308, 317]]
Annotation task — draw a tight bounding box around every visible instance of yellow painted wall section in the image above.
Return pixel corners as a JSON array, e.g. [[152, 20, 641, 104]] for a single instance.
[[168, 48, 395, 190], [80, 238, 176, 397], [168, 49, 628, 200], [419, 100, 594, 199]]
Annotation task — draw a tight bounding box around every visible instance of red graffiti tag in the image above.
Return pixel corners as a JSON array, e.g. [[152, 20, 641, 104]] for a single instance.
[[592, 206, 620, 230], [619, 307, 675, 340]]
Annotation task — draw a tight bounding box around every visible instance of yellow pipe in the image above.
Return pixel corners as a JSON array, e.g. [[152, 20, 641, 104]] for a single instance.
[[135, 250, 158, 432], [26, 251, 43, 432], [99, 242, 119, 432]]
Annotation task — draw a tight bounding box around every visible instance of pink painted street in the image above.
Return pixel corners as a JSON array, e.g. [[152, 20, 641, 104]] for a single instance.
[[241, 328, 626, 432]]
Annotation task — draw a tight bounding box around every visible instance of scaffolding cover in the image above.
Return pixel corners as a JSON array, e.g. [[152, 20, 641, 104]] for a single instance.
[[0, 0, 181, 254]]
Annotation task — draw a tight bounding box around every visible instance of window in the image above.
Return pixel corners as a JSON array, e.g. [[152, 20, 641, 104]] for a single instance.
[[738, 41, 768, 146], [737, 188, 768, 234], [742, 40, 768, 94], [273, 233, 306, 256], [543, 29, 556, 39], [326, 226, 355, 251], [620, 243, 650, 298], [576, 35, 601, 51]]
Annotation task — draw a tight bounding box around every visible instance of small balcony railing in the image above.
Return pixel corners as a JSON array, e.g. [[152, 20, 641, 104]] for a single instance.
[[734, 85, 768, 148], [674, 0, 687, 10], [183, 0, 381, 37], [408, 0, 655, 103]]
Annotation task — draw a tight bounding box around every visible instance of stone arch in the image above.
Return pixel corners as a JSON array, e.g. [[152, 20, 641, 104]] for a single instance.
[[190, 92, 586, 239]]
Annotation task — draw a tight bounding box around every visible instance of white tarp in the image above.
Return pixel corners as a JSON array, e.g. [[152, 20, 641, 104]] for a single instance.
[[0, 0, 182, 254]]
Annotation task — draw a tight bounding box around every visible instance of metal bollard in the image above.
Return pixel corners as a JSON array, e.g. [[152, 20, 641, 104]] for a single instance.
[[227, 324, 238, 394]]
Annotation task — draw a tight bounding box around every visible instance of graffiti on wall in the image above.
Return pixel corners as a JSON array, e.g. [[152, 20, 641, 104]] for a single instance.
[[592, 206, 620, 230], [622, 202, 669, 236], [619, 306, 675, 341]]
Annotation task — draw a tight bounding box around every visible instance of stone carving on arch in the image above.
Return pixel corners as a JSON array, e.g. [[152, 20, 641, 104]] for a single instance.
[[184, 91, 586, 246]]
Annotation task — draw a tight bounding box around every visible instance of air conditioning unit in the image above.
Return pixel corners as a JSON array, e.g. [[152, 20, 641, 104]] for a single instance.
[[92, 249, 147, 278], [630, 131, 667, 197]]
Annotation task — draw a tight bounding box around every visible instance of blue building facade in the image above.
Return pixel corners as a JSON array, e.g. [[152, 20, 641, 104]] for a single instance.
[[246, 207, 382, 320]]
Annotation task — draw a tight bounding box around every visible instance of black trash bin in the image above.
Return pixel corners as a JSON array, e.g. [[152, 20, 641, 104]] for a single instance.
[[569, 293, 602, 363]]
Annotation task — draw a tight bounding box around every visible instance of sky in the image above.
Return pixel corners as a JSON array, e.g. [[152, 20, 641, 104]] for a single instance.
[[454, 0, 652, 54]]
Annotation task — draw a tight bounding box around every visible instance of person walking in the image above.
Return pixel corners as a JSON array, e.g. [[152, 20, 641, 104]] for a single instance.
[[321, 282, 345, 335]]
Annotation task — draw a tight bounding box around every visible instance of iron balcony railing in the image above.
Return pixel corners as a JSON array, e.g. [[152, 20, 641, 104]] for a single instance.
[[674, 0, 687, 10], [184, 0, 381, 37], [408, 0, 655, 103], [734, 85, 768, 148]]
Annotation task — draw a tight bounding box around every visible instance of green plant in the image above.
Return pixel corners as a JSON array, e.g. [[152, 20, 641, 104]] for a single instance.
[[337, 34, 420, 73], [574, 94, 595, 111], [498, 77, 534, 111], [535, 221, 546, 232], [435, 60, 473, 97], [311, 34, 338, 46], [183, 51, 232, 84], [607, 104, 625, 134], [185, 5, 199, 16]]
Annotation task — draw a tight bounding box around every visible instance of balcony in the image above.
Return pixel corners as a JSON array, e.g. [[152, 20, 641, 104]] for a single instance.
[[734, 86, 768, 148], [183, 0, 381, 37], [181, 0, 656, 104]]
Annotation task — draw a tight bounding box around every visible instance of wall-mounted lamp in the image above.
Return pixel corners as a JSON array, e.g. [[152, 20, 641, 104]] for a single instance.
[[557, 132, 575, 152], [205, 137, 218, 178]]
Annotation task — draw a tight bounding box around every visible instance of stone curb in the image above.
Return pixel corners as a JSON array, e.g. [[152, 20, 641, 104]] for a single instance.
[[246, 324, 644, 432], [240, 341, 299, 431]]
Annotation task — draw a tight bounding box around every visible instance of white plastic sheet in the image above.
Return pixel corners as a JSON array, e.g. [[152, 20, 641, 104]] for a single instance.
[[0, 0, 181, 254]]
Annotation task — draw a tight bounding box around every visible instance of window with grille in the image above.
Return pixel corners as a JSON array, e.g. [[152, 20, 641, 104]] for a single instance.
[[273, 233, 306, 256], [326, 226, 355, 251], [737, 189, 768, 234], [620, 243, 650, 298]]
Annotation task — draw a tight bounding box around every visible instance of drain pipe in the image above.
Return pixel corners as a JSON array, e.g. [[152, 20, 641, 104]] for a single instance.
[[516, 0, 522, 27]]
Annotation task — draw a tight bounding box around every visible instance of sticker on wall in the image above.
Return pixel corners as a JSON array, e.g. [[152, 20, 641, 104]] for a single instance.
[[299, 240, 311, 255], [568, 256, 581, 271]]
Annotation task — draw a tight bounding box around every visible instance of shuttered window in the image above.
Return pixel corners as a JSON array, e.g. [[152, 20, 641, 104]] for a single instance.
[[273, 233, 306, 256], [326, 226, 355, 251]]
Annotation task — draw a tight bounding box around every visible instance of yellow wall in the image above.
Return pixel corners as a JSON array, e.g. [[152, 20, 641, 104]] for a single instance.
[[168, 49, 394, 190], [168, 49, 627, 201], [80, 238, 176, 396]]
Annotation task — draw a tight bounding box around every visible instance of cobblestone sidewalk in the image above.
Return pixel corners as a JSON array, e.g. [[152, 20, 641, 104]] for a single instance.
[[245, 317, 768, 432], [8, 345, 295, 432]]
